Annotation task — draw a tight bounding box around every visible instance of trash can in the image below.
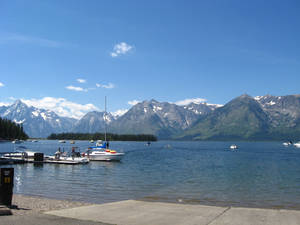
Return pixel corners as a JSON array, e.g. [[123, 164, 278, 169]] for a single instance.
[[34, 153, 44, 162], [0, 168, 14, 206]]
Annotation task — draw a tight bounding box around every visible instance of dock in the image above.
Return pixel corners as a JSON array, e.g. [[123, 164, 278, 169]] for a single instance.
[[0, 154, 87, 165]]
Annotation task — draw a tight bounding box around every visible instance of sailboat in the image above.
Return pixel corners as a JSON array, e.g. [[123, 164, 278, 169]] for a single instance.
[[84, 97, 125, 161]]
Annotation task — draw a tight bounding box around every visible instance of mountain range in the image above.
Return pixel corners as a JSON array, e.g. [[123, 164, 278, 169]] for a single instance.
[[1, 94, 300, 141]]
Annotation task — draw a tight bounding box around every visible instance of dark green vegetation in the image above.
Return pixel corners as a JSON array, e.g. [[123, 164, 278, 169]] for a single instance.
[[48, 133, 157, 141], [0, 117, 28, 140], [178, 94, 300, 141]]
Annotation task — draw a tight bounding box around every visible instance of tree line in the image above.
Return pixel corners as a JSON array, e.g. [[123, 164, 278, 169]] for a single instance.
[[47, 132, 157, 141], [0, 117, 29, 140]]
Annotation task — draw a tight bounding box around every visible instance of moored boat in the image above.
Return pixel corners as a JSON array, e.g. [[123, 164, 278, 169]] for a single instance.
[[84, 143, 124, 161], [294, 142, 300, 148], [230, 144, 238, 150], [49, 147, 89, 164], [283, 141, 293, 146]]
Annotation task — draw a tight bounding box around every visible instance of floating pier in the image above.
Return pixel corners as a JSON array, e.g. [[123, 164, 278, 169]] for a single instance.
[[0, 152, 88, 165]]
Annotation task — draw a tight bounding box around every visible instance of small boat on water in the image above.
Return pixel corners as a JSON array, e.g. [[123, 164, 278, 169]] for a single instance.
[[230, 145, 238, 150], [70, 140, 75, 144], [84, 97, 125, 162], [49, 147, 89, 164], [4, 146, 36, 159], [12, 139, 23, 144], [84, 142, 124, 161], [59, 140, 66, 143], [90, 140, 94, 143], [294, 142, 300, 148], [283, 141, 293, 146]]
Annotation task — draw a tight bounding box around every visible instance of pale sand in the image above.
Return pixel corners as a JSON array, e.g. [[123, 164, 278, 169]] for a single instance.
[[11, 194, 91, 215]]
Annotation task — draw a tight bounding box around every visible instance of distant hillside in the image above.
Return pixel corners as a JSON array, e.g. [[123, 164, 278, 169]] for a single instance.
[[0, 117, 28, 140], [178, 94, 300, 141]]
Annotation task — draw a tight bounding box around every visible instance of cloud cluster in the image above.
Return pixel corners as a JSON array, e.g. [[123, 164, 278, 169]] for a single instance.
[[21, 97, 99, 119], [66, 85, 88, 92], [77, 79, 86, 83], [128, 100, 141, 106], [175, 98, 207, 106], [96, 83, 115, 89], [66, 79, 115, 92], [111, 42, 133, 57], [0, 82, 4, 87]]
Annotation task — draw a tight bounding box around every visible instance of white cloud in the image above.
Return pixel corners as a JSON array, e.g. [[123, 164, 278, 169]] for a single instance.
[[175, 98, 207, 106], [77, 79, 86, 83], [96, 83, 115, 89], [111, 109, 128, 117], [128, 100, 141, 106], [66, 85, 88, 92], [110, 42, 133, 57], [0, 82, 4, 87], [21, 97, 99, 119]]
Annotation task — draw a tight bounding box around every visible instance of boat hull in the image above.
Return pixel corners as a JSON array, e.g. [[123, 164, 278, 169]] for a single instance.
[[86, 152, 124, 161]]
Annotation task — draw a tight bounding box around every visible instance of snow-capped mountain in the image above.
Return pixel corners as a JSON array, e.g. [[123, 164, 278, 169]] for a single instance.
[[109, 99, 214, 138], [254, 94, 300, 127], [0, 100, 76, 137], [72, 111, 115, 133], [183, 102, 221, 115]]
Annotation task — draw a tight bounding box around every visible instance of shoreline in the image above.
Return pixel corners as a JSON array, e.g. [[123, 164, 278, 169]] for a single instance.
[[9, 193, 300, 215], [10, 194, 91, 215]]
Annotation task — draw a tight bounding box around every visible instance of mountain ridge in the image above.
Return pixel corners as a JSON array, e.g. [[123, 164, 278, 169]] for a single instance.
[[1, 94, 300, 140]]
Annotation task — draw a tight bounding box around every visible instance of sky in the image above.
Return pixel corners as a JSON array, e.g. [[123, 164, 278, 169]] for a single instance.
[[0, 0, 299, 119]]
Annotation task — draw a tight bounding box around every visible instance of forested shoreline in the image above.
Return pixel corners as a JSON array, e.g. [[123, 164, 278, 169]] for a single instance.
[[47, 132, 157, 141], [0, 117, 28, 140]]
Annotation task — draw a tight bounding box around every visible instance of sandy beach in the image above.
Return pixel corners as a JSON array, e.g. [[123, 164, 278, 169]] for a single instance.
[[10, 194, 91, 216]]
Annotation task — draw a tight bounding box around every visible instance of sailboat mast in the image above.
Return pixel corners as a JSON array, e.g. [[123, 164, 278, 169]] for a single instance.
[[104, 96, 107, 143]]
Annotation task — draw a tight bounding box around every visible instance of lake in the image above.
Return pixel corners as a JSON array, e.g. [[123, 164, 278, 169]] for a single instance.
[[1, 140, 300, 209]]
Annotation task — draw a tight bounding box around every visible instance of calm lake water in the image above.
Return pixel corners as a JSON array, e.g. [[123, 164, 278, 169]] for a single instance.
[[1, 140, 300, 209]]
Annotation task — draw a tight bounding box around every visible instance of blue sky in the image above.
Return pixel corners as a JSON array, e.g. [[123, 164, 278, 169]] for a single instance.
[[0, 0, 299, 118]]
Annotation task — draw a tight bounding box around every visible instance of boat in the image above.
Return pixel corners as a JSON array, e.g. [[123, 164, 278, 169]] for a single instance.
[[12, 139, 23, 144], [294, 142, 300, 148], [90, 140, 94, 143], [58, 140, 66, 143], [84, 97, 125, 161], [4, 146, 36, 159], [49, 147, 89, 164], [84, 144, 124, 161], [230, 145, 238, 150], [283, 141, 293, 146], [70, 140, 75, 144]]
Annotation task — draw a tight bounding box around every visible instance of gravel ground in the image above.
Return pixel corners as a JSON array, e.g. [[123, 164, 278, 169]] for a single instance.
[[11, 194, 92, 215]]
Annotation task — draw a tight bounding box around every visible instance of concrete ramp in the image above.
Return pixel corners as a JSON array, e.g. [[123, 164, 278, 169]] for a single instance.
[[45, 200, 300, 225]]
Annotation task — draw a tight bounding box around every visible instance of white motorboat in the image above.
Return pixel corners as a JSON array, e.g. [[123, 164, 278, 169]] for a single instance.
[[84, 145, 124, 161], [230, 145, 238, 150], [4, 146, 36, 159], [59, 140, 66, 143], [294, 142, 300, 148], [283, 141, 293, 146], [51, 147, 89, 164]]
